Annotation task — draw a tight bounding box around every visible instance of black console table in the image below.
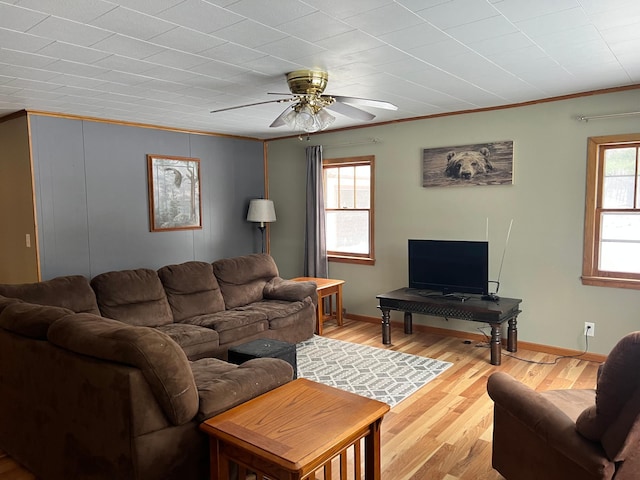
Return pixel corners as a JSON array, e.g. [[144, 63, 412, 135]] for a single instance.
[[376, 288, 522, 365]]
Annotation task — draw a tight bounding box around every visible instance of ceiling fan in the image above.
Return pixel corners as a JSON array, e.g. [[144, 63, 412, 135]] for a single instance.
[[210, 70, 398, 133]]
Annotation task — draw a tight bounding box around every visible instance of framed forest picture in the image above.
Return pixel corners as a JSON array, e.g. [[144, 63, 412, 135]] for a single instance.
[[147, 154, 202, 231]]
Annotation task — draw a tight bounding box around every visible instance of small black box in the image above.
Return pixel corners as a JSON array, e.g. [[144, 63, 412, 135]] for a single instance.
[[228, 339, 297, 379]]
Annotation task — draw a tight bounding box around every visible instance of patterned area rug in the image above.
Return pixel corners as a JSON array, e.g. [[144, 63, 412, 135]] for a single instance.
[[296, 335, 453, 408]]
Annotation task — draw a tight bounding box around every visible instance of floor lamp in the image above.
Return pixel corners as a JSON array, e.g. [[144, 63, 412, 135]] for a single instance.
[[247, 199, 276, 253]]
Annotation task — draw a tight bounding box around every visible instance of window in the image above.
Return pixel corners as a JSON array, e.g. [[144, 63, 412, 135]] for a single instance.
[[582, 134, 640, 289], [323, 155, 375, 265]]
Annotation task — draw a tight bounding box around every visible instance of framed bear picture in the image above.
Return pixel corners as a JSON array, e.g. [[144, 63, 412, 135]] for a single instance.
[[422, 140, 513, 187]]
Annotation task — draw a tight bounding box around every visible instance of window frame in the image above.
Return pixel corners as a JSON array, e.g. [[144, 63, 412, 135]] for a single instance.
[[582, 133, 640, 289], [323, 155, 375, 265]]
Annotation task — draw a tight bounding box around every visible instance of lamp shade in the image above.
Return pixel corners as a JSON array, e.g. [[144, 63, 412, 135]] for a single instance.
[[247, 199, 276, 226]]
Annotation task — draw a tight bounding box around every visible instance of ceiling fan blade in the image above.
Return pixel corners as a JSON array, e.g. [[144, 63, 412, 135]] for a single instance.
[[270, 105, 293, 128], [332, 95, 398, 111], [326, 101, 376, 121], [210, 98, 291, 114]]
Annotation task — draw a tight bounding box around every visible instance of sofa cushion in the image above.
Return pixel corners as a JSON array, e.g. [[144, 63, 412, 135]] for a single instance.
[[213, 254, 278, 309], [0, 275, 100, 315], [0, 302, 73, 339], [182, 309, 269, 344], [191, 357, 293, 419], [156, 323, 220, 360], [240, 298, 313, 325], [157, 261, 225, 321], [576, 331, 640, 461], [91, 269, 173, 327], [48, 314, 198, 426]]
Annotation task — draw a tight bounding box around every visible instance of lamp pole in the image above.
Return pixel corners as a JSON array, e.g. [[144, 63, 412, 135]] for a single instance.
[[258, 223, 266, 253], [247, 199, 276, 254]]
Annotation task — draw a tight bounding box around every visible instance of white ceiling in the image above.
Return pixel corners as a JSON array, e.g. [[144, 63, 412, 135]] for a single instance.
[[0, 0, 639, 139]]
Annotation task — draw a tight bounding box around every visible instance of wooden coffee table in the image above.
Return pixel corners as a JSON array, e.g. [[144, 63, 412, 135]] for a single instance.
[[200, 378, 389, 480], [291, 277, 345, 335]]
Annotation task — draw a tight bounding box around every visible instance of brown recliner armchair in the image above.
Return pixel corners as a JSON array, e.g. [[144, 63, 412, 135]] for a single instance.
[[487, 331, 640, 480]]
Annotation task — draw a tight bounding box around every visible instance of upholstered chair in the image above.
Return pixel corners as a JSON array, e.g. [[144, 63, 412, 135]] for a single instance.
[[487, 331, 640, 480]]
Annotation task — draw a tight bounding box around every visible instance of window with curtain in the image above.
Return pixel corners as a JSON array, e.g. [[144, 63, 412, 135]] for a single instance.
[[582, 133, 640, 289], [323, 155, 375, 265]]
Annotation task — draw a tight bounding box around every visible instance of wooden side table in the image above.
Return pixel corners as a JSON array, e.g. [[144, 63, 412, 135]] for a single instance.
[[291, 277, 345, 335], [200, 378, 389, 480]]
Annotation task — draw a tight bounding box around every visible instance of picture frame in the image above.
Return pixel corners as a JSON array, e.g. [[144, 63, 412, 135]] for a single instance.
[[422, 140, 514, 187], [147, 154, 202, 231]]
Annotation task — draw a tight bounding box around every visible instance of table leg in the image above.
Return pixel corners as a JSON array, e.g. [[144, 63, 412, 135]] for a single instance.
[[237, 465, 248, 479], [316, 294, 324, 335], [364, 418, 383, 480], [507, 316, 518, 352], [218, 455, 229, 480], [209, 439, 222, 480], [336, 284, 343, 326], [489, 323, 502, 366], [403, 311, 412, 334], [380, 308, 391, 344]]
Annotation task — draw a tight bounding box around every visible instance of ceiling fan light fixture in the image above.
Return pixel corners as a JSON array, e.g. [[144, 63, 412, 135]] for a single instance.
[[316, 108, 335, 130], [282, 108, 298, 128], [295, 104, 317, 131], [283, 103, 335, 133]]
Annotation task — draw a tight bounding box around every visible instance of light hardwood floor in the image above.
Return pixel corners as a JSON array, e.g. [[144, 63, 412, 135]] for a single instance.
[[0, 319, 601, 480]]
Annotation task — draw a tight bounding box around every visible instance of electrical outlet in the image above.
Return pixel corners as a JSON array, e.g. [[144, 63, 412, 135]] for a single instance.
[[584, 322, 595, 337]]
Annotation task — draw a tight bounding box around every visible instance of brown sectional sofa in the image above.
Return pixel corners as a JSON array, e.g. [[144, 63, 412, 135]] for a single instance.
[[0, 253, 317, 480]]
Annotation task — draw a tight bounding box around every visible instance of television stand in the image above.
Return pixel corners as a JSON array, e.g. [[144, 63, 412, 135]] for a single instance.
[[443, 293, 471, 302], [376, 288, 522, 365], [416, 291, 470, 302]]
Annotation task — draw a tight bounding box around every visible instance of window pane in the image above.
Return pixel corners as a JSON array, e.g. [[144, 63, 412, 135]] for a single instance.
[[355, 165, 370, 208], [326, 211, 369, 254], [600, 212, 640, 273], [325, 168, 339, 209], [339, 166, 355, 208], [600, 242, 640, 273], [602, 147, 636, 208]]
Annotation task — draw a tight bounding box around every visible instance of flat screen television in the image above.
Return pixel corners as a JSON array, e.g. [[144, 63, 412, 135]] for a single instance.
[[408, 239, 489, 296]]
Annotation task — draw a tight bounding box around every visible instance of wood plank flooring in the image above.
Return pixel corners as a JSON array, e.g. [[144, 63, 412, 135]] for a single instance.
[[0, 319, 601, 480], [321, 319, 600, 480]]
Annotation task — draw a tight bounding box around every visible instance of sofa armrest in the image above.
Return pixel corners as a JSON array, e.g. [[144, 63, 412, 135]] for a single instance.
[[48, 314, 199, 426], [487, 372, 610, 473], [264, 277, 318, 305]]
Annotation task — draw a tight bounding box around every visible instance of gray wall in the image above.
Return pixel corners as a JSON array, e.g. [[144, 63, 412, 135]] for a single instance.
[[267, 88, 640, 356], [30, 115, 265, 279]]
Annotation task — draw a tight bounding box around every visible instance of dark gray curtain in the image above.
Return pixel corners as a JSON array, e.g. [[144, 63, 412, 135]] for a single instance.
[[304, 145, 328, 278]]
